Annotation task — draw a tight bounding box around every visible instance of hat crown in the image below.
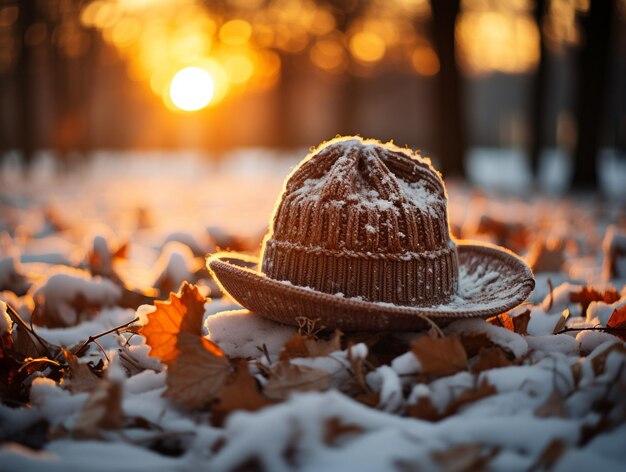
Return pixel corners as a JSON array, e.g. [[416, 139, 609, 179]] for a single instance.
[[261, 137, 458, 306]]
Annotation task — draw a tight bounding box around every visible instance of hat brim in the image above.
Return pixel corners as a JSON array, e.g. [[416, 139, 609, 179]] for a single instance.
[[207, 242, 535, 331]]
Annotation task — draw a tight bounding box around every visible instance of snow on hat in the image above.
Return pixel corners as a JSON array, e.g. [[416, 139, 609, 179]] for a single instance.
[[208, 136, 534, 330]]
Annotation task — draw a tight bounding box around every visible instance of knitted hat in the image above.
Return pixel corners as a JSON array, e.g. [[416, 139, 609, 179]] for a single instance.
[[208, 137, 534, 330]]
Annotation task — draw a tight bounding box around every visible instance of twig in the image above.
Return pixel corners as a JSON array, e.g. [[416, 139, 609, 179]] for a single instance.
[[17, 357, 61, 373], [555, 326, 626, 335], [547, 278, 554, 312], [73, 316, 139, 357], [256, 343, 272, 364], [92, 339, 110, 363]]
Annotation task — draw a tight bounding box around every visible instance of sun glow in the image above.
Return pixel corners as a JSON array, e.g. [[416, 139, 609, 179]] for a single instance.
[[169, 66, 215, 111]]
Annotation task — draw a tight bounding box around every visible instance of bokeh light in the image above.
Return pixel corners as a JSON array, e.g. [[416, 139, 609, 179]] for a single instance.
[[169, 66, 215, 111]]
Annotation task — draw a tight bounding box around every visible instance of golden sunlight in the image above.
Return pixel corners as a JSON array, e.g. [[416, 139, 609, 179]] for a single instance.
[[169, 66, 215, 111]]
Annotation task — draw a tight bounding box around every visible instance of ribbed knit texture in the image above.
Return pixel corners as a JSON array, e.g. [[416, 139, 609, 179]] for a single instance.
[[260, 136, 458, 306]]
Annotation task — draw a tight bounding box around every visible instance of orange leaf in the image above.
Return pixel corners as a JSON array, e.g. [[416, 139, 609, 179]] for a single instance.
[[570, 287, 620, 315], [411, 335, 468, 377], [139, 282, 207, 363], [607, 305, 626, 338]]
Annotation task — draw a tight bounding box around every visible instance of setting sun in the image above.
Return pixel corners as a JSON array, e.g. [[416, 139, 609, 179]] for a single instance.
[[169, 66, 215, 111]]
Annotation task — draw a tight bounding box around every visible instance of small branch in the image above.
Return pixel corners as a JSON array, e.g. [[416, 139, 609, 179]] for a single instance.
[[73, 317, 139, 357], [92, 339, 110, 363], [555, 326, 626, 335], [17, 357, 61, 373], [547, 278, 554, 312]]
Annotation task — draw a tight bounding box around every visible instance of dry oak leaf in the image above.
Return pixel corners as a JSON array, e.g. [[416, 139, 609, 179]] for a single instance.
[[264, 361, 331, 400], [471, 346, 514, 373], [552, 309, 571, 334], [140, 282, 208, 363], [61, 349, 101, 393], [431, 443, 498, 472], [607, 305, 626, 341], [323, 417, 364, 446], [486, 309, 530, 335], [590, 343, 626, 376], [279, 330, 342, 360], [73, 379, 123, 439], [443, 378, 497, 416], [534, 391, 568, 418], [407, 396, 442, 422], [570, 287, 620, 315], [411, 335, 468, 377], [164, 333, 231, 409], [213, 359, 271, 417], [460, 333, 494, 358], [530, 439, 566, 471]]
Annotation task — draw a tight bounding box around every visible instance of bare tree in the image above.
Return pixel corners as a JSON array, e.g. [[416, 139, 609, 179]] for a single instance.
[[529, 0, 548, 177], [571, 0, 616, 190], [431, 0, 465, 178]]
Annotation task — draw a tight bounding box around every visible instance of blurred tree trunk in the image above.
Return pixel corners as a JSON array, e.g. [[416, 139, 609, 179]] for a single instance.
[[275, 54, 297, 148], [16, 0, 36, 167], [431, 0, 465, 178], [529, 0, 548, 177], [571, 0, 616, 190]]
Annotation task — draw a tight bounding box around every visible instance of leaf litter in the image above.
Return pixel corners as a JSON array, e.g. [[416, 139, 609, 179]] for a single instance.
[[1, 168, 626, 471]]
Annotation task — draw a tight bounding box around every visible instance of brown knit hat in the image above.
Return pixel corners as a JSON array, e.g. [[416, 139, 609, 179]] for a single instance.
[[208, 137, 534, 330]]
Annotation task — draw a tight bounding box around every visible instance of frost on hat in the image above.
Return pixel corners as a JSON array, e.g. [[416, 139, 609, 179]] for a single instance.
[[262, 137, 458, 306]]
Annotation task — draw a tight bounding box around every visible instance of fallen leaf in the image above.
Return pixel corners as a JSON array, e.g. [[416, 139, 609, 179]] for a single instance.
[[526, 238, 566, 273], [472, 346, 513, 373], [486, 310, 530, 335], [139, 282, 207, 363], [354, 392, 380, 408], [529, 439, 566, 470], [444, 379, 497, 416], [486, 313, 514, 331], [6, 303, 59, 360], [73, 379, 123, 439], [607, 305, 626, 341], [460, 333, 494, 358], [579, 416, 612, 446], [117, 286, 158, 312], [511, 310, 531, 335], [35, 292, 107, 328], [213, 359, 271, 419], [323, 417, 364, 446], [0, 256, 31, 296], [164, 333, 231, 409], [552, 309, 570, 334], [264, 362, 330, 400], [534, 391, 568, 418], [342, 332, 408, 366], [87, 236, 123, 285], [411, 335, 468, 377], [431, 443, 498, 472], [279, 330, 341, 360], [570, 287, 620, 315], [590, 343, 626, 376], [62, 350, 101, 393], [407, 396, 441, 422]]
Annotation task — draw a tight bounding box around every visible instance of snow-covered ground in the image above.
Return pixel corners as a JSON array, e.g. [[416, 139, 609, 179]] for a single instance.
[[1, 149, 626, 471]]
